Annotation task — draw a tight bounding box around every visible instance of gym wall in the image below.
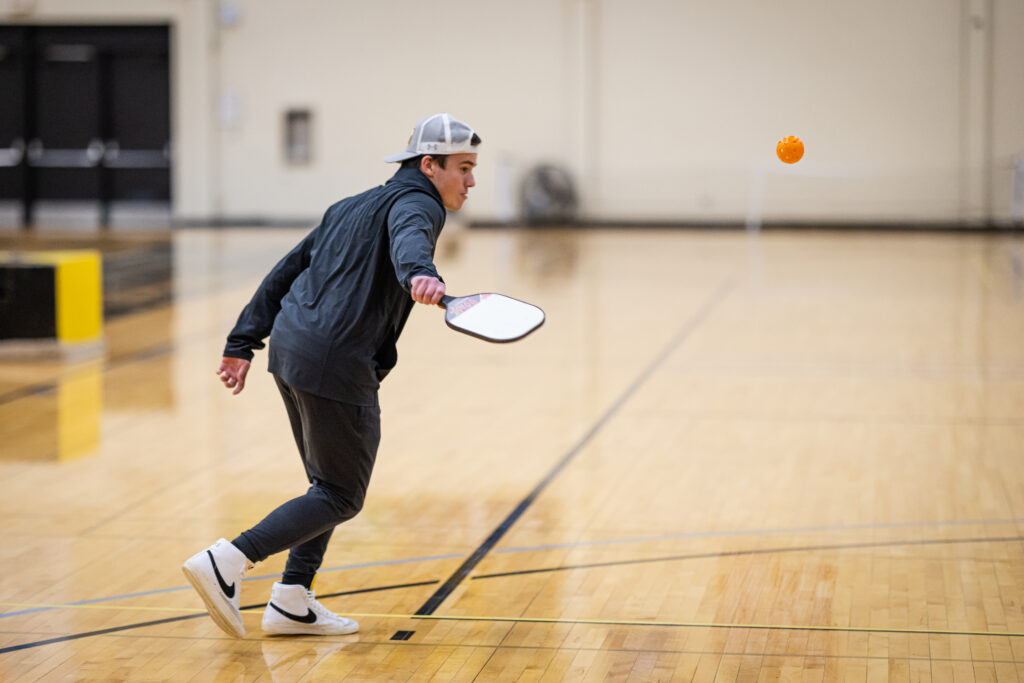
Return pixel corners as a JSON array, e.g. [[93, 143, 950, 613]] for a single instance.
[[3, 0, 1021, 226]]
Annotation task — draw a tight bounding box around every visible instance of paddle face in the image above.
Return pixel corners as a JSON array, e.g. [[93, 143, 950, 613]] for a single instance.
[[440, 293, 545, 343]]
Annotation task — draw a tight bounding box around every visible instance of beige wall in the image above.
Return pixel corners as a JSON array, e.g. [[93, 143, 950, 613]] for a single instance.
[[597, 2, 966, 222], [991, 0, 1024, 225], [211, 0, 575, 221], [4, 0, 1021, 225]]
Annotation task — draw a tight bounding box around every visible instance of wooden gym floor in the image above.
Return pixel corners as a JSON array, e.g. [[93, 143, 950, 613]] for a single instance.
[[1, 226, 1023, 681]]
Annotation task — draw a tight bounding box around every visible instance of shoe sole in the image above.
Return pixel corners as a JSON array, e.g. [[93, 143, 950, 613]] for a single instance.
[[262, 618, 358, 636], [182, 560, 246, 638]]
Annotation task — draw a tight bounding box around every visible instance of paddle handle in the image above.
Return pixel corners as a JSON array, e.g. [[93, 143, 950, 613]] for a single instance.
[[439, 295, 453, 309]]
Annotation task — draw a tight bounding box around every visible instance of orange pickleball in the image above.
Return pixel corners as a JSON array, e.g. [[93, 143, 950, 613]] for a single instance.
[[776, 135, 804, 164]]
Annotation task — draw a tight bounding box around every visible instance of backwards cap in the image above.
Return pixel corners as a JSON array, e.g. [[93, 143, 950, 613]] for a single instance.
[[384, 113, 479, 163]]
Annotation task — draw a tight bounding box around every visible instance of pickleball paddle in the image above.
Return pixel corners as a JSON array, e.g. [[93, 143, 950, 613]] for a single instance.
[[439, 293, 545, 343]]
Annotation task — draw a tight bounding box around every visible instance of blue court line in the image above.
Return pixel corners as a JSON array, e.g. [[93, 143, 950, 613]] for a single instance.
[[0, 552, 463, 620], [247, 553, 464, 582], [493, 517, 1024, 555], [5, 519, 1023, 621], [477, 535, 1024, 580]]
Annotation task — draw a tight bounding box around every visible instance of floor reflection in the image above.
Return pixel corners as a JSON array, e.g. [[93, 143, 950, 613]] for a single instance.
[[514, 228, 579, 282], [0, 230, 175, 461], [260, 636, 355, 681], [0, 361, 101, 461]]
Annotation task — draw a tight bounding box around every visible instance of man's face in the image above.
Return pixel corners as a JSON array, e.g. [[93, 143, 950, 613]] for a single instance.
[[422, 153, 477, 211]]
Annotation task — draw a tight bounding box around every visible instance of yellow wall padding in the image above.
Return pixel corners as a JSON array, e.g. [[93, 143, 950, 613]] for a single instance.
[[54, 251, 103, 343]]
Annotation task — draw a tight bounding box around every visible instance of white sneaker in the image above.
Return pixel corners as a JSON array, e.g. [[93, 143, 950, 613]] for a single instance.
[[262, 582, 359, 635], [182, 538, 251, 638]]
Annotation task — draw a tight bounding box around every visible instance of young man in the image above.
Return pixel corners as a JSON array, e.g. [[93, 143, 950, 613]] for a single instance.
[[182, 113, 480, 638]]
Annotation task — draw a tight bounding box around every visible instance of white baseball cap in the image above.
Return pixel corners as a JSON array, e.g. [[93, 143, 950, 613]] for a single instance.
[[384, 113, 480, 163]]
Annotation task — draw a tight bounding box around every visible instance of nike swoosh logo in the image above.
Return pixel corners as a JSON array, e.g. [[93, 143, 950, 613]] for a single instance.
[[207, 550, 236, 599], [269, 601, 317, 624]]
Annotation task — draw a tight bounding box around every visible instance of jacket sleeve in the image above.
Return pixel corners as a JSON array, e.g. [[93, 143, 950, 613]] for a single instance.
[[222, 225, 318, 360], [387, 192, 445, 290]]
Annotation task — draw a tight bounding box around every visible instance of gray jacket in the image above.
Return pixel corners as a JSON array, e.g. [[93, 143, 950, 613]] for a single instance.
[[224, 166, 446, 405]]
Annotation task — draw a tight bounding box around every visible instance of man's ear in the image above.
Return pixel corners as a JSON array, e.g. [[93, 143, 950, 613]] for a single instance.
[[419, 156, 436, 177]]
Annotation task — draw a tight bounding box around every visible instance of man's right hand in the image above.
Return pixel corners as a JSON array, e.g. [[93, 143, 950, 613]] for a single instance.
[[216, 357, 251, 395], [410, 275, 446, 306]]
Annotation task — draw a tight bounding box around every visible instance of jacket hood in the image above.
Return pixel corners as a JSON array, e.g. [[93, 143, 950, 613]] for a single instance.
[[387, 166, 444, 208]]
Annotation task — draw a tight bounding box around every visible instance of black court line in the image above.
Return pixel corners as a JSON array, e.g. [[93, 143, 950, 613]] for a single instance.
[[0, 341, 174, 407], [0, 381, 58, 406], [402, 616, 1024, 640], [411, 280, 735, 620], [0, 579, 438, 654], [470, 535, 1024, 580], [58, 633, 1024, 664]]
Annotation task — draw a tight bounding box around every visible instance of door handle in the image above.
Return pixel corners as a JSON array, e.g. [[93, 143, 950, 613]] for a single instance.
[[103, 140, 120, 163], [27, 138, 43, 163], [0, 138, 24, 167], [85, 138, 105, 165]]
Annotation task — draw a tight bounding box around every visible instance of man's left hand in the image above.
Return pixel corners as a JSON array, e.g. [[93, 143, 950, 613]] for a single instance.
[[216, 356, 251, 395]]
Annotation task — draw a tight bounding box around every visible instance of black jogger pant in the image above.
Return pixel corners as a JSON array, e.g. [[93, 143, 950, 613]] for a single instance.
[[232, 375, 381, 588]]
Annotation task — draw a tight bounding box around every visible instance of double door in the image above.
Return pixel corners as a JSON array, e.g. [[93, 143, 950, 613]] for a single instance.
[[0, 25, 170, 228]]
